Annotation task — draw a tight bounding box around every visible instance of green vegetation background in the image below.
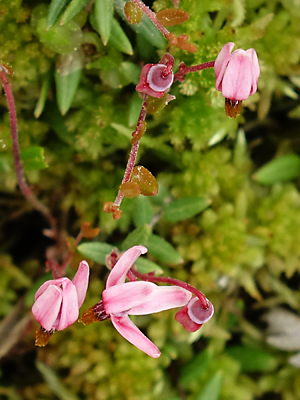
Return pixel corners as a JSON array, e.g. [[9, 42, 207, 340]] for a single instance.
[[1, 0, 300, 399]]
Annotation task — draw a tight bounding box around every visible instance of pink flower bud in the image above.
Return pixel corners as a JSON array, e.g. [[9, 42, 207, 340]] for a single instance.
[[136, 62, 174, 98], [215, 42, 260, 101]]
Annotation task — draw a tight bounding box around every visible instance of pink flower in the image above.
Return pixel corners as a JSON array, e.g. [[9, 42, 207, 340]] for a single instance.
[[136, 62, 174, 98], [81, 246, 192, 358], [215, 42, 260, 101], [32, 261, 89, 332], [175, 297, 214, 332]]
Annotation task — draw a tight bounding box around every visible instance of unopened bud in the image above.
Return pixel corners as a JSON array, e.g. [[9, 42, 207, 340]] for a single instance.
[[124, 2, 143, 24]]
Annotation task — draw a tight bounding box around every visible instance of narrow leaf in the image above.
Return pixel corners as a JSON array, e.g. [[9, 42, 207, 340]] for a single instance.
[[132, 196, 152, 227], [47, 0, 71, 28], [163, 197, 211, 222], [135, 257, 163, 274], [147, 234, 183, 264], [36, 361, 80, 400], [34, 73, 52, 118], [195, 371, 223, 400], [114, 0, 166, 49], [94, 0, 114, 45], [227, 346, 277, 372], [180, 349, 212, 386], [55, 52, 82, 115], [253, 154, 300, 185], [77, 242, 114, 264], [60, 0, 90, 25], [121, 224, 151, 251], [21, 146, 48, 171], [108, 18, 133, 55]]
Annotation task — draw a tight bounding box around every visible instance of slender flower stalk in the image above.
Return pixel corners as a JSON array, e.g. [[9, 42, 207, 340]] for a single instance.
[[0, 65, 58, 240], [174, 60, 215, 83]]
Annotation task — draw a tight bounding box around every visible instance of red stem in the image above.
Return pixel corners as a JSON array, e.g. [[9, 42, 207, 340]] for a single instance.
[[132, 267, 209, 309], [130, 0, 171, 39], [113, 94, 148, 208], [0, 67, 58, 235], [173, 61, 215, 82]]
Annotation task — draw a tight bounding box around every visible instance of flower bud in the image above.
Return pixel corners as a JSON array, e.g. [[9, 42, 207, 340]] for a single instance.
[[131, 166, 158, 196]]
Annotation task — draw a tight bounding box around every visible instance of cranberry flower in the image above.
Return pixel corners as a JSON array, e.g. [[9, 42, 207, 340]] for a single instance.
[[80, 246, 193, 357], [32, 260, 89, 346], [136, 55, 174, 98], [80, 245, 214, 357], [214, 42, 260, 117]]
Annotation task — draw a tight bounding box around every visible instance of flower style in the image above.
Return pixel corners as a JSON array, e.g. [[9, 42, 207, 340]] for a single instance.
[[80, 246, 194, 357], [214, 42, 260, 117], [32, 260, 89, 346], [136, 57, 174, 98]]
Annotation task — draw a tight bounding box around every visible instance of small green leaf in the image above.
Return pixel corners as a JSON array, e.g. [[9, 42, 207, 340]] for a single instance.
[[195, 371, 223, 400], [77, 242, 115, 264], [108, 18, 133, 55], [163, 197, 211, 222], [147, 234, 183, 264], [47, 0, 71, 28], [128, 92, 143, 127], [121, 224, 152, 251], [135, 257, 163, 274], [94, 0, 114, 45], [180, 349, 212, 386], [133, 196, 152, 227], [55, 52, 82, 115], [253, 154, 300, 185], [60, 0, 90, 25], [34, 73, 52, 118], [227, 346, 278, 372], [21, 147, 48, 171]]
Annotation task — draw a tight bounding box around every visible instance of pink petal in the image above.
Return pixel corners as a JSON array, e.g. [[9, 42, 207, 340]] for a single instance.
[[221, 50, 252, 100], [32, 285, 62, 331], [246, 48, 260, 95], [34, 277, 67, 300], [111, 314, 161, 358], [103, 281, 157, 314], [129, 286, 192, 315], [187, 297, 214, 324], [72, 260, 90, 308], [106, 246, 148, 288], [214, 42, 235, 89], [55, 280, 79, 330], [147, 64, 174, 92]]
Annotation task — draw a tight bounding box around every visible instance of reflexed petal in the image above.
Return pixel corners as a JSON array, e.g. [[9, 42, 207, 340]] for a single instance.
[[32, 285, 62, 331], [72, 260, 90, 307], [175, 304, 202, 332], [221, 50, 252, 100], [187, 297, 214, 324], [55, 280, 79, 330], [214, 42, 235, 89], [34, 277, 66, 300], [111, 314, 161, 358], [103, 281, 157, 314], [106, 246, 148, 287], [129, 286, 192, 315]]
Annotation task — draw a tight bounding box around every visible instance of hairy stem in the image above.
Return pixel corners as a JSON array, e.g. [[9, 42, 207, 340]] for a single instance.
[[174, 61, 215, 82]]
